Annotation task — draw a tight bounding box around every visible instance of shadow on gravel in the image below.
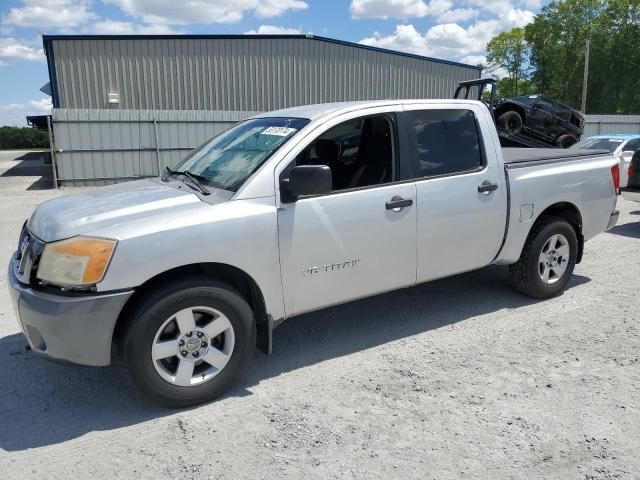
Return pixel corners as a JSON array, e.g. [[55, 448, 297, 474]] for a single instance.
[[14, 152, 48, 162], [0, 333, 167, 452], [25, 177, 53, 190], [0, 151, 53, 190], [607, 222, 640, 239], [239, 266, 591, 396], [0, 266, 590, 452]]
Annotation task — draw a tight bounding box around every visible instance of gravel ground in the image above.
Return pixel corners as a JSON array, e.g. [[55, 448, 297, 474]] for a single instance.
[[0, 150, 639, 480]]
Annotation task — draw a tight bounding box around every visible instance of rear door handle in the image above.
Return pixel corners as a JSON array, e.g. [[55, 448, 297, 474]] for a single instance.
[[478, 181, 499, 194], [386, 196, 413, 210]]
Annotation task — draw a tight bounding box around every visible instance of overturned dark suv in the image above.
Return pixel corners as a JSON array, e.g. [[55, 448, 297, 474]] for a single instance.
[[494, 95, 584, 148]]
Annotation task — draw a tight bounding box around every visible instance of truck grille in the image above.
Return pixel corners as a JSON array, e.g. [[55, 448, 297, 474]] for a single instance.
[[14, 226, 45, 285]]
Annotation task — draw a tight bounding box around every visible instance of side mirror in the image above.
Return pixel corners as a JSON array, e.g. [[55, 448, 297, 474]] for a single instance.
[[280, 165, 332, 203]]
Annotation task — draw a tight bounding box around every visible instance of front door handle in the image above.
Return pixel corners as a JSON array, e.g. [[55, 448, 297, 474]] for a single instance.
[[478, 181, 499, 194], [386, 196, 413, 211]]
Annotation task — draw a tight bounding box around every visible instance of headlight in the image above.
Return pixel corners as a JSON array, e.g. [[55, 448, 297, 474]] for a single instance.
[[37, 236, 117, 287]]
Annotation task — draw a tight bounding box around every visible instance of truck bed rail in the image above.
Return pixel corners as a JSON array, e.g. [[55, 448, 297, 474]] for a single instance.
[[502, 148, 611, 166]]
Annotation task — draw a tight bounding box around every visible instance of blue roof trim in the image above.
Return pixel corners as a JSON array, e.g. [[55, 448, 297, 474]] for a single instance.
[[41, 34, 482, 71]]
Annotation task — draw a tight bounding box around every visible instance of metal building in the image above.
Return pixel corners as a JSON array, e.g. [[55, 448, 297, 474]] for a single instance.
[[41, 34, 481, 186]]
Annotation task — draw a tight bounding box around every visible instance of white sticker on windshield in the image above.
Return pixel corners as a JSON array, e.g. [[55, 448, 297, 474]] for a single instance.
[[609, 139, 624, 143], [261, 126, 297, 137]]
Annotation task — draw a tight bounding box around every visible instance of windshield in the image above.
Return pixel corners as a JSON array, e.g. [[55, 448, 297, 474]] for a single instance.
[[173, 117, 309, 191], [571, 137, 625, 153]]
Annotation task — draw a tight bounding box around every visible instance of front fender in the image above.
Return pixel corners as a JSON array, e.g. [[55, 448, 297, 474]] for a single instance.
[[94, 197, 286, 322]]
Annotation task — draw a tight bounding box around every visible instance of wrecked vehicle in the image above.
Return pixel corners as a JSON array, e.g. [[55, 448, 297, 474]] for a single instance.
[[494, 95, 584, 148]]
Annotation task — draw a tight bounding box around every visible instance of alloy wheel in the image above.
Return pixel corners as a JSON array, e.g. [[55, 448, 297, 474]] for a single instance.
[[151, 306, 235, 387], [538, 234, 570, 285]]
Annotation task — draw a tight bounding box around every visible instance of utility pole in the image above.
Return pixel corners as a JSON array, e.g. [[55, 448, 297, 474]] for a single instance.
[[581, 38, 590, 114]]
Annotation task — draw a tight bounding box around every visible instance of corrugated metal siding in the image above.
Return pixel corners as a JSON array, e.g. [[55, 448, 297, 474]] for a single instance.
[[583, 115, 640, 136], [51, 37, 479, 110], [48, 36, 479, 186], [52, 109, 258, 186]]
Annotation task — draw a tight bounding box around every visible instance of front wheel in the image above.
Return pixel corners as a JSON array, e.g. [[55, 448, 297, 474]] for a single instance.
[[498, 111, 524, 134], [121, 278, 256, 408], [509, 216, 578, 299]]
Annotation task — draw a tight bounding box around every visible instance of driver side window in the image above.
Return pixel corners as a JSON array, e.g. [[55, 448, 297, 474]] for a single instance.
[[294, 114, 396, 191], [536, 99, 554, 113]]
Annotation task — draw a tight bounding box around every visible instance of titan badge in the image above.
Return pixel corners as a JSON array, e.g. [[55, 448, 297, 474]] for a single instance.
[[302, 259, 361, 276]]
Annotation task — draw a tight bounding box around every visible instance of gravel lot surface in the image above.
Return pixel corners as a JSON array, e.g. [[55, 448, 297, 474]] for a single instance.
[[0, 150, 639, 479]]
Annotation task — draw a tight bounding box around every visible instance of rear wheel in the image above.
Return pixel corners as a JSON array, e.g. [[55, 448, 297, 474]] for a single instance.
[[555, 134, 577, 149], [498, 111, 523, 134], [509, 216, 578, 299], [121, 278, 255, 408]]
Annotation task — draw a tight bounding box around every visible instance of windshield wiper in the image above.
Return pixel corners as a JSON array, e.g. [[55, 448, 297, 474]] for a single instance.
[[163, 166, 210, 196]]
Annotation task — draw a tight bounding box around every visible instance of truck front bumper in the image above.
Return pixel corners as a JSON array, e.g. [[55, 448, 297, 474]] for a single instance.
[[7, 253, 133, 367]]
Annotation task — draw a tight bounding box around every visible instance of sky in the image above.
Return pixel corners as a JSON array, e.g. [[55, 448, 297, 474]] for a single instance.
[[0, 0, 547, 126]]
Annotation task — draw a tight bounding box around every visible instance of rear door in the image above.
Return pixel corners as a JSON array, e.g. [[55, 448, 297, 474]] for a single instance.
[[403, 104, 507, 282], [276, 108, 418, 317]]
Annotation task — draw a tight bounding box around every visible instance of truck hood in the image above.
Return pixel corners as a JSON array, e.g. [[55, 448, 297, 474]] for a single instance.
[[27, 179, 230, 242]]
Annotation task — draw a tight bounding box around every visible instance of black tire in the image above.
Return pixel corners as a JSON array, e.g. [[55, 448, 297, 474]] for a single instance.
[[498, 111, 524, 134], [509, 216, 578, 299], [121, 277, 256, 408], [555, 134, 577, 149]]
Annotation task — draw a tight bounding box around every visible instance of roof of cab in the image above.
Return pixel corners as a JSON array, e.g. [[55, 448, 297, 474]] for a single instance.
[[253, 99, 483, 121]]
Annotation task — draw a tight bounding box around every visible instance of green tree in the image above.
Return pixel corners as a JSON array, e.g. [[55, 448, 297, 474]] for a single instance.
[[524, 0, 640, 114], [594, 0, 640, 113], [0, 127, 49, 149], [486, 28, 531, 97], [494, 78, 536, 99]]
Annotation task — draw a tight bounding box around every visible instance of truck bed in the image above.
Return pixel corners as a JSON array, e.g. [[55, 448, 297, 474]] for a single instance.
[[502, 148, 610, 166], [496, 146, 617, 266]]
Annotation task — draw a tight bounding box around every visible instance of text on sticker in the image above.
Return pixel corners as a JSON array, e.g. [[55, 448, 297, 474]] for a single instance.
[[261, 126, 297, 137]]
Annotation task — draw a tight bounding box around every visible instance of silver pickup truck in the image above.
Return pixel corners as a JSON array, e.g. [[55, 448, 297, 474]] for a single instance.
[[8, 100, 619, 407]]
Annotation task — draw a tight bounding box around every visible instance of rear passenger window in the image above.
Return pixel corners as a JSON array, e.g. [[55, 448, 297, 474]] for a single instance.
[[537, 99, 555, 112], [411, 109, 483, 177]]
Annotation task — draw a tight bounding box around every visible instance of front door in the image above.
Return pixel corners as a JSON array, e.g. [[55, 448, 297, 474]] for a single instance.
[[276, 111, 417, 317], [404, 105, 508, 282]]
